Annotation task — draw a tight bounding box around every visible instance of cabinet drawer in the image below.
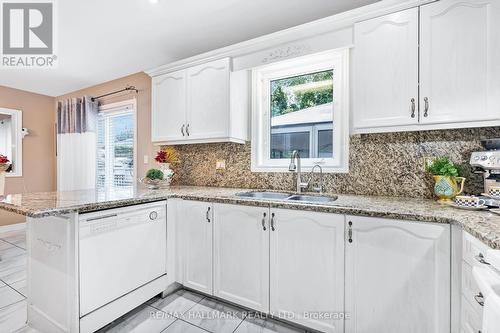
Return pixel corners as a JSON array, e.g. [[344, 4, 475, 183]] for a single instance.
[[461, 261, 484, 316], [461, 296, 482, 333], [463, 232, 490, 267]]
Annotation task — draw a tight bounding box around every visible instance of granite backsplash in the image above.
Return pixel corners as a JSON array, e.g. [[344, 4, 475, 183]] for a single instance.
[[168, 127, 500, 199]]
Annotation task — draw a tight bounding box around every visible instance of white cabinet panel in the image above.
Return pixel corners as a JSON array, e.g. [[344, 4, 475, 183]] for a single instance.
[[186, 58, 231, 140], [345, 216, 450, 333], [151, 70, 187, 142], [213, 203, 269, 312], [270, 209, 344, 333], [180, 200, 213, 294], [353, 8, 419, 130], [420, 0, 500, 125]]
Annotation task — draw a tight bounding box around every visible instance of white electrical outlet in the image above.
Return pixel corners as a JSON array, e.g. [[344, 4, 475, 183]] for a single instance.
[[216, 160, 226, 170], [143, 155, 149, 164]]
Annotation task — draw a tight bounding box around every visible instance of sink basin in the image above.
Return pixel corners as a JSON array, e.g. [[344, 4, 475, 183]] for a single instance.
[[236, 191, 293, 200], [235, 191, 337, 203], [286, 194, 338, 203]]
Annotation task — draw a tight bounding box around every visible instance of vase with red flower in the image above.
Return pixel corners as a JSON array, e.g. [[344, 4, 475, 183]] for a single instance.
[[154, 147, 179, 186]]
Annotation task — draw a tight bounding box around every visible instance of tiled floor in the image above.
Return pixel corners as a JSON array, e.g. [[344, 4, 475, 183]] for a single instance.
[[0, 226, 28, 333], [0, 225, 307, 333]]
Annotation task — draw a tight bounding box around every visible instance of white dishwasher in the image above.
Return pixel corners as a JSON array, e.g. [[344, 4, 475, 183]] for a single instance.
[[79, 201, 167, 317]]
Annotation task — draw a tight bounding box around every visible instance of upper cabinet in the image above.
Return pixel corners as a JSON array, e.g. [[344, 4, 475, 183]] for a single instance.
[[419, 0, 500, 126], [353, 0, 500, 134], [150, 58, 249, 145], [353, 8, 419, 130]]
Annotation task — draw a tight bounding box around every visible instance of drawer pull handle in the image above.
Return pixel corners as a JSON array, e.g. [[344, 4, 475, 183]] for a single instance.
[[181, 124, 185, 136], [206, 207, 211, 223], [476, 253, 490, 265], [423, 97, 429, 117], [474, 292, 484, 307], [262, 212, 267, 231], [149, 211, 158, 220], [271, 213, 275, 231], [348, 221, 353, 243], [410, 98, 416, 118]]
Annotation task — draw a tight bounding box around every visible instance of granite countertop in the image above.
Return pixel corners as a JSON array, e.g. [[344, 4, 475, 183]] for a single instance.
[[1, 186, 500, 249]]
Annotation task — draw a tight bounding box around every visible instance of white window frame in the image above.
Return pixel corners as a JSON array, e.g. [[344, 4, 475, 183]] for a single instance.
[[96, 99, 137, 189], [251, 49, 350, 173], [0, 108, 23, 178]]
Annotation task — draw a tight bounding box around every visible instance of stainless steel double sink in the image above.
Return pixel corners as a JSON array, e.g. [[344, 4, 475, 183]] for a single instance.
[[235, 191, 337, 203]]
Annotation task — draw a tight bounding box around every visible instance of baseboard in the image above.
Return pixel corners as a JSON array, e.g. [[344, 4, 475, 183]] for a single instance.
[[0, 222, 26, 233]]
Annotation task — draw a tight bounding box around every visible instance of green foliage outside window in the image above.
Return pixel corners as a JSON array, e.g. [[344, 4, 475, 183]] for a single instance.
[[271, 70, 334, 117]]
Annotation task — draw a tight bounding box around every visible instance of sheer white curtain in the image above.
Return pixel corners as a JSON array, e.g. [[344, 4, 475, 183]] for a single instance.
[[57, 96, 98, 191]]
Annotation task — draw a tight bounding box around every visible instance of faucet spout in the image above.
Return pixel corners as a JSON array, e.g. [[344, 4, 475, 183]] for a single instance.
[[289, 150, 307, 193]]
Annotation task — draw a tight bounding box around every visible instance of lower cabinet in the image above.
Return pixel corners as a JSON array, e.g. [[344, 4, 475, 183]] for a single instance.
[[345, 215, 451, 333], [180, 200, 213, 294], [270, 209, 345, 333], [213, 203, 270, 312]]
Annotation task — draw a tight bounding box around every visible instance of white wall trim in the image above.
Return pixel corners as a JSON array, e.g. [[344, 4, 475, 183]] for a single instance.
[[0, 107, 23, 178], [145, 0, 436, 77]]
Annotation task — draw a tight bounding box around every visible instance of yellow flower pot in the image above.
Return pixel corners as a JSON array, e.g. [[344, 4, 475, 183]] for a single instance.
[[433, 175, 465, 202]]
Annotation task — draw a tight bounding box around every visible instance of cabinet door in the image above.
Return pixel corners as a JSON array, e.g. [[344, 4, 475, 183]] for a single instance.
[[186, 58, 230, 140], [213, 203, 269, 312], [353, 8, 419, 131], [180, 200, 213, 294], [270, 209, 344, 333], [420, 0, 500, 125], [152, 70, 187, 142], [345, 216, 450, 333]]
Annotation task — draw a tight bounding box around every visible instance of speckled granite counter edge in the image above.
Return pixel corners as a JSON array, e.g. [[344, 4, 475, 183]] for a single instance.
[[2, 190, 499, 249]]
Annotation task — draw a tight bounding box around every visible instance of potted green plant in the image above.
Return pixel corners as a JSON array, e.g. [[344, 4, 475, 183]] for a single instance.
[[140, 168, 165, 189], [426, 157, 465, 202]]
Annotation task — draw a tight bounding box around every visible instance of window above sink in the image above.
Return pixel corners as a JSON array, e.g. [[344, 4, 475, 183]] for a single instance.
[[251, 50, 350, 173]]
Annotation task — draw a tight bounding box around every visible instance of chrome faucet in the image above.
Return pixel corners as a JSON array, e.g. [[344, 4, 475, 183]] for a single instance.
[[310, 164, 324, 193], [288, 150, 309, 193]]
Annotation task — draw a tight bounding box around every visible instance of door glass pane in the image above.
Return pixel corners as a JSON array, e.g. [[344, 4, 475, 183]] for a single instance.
[[270, 69, 334, 159], [97, 112, 134, 191], [318, 129, 333, 158]]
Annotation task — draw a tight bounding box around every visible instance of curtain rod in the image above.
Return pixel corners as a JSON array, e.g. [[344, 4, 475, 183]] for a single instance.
[[91, 86, 138, 102]]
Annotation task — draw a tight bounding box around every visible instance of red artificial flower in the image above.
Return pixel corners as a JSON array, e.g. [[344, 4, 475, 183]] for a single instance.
[[0, 155, 9, 164], [155, 150, 167, 163]]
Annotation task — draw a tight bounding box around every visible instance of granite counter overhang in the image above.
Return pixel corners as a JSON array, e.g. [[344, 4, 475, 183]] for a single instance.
[[1, 186, 500, 249]]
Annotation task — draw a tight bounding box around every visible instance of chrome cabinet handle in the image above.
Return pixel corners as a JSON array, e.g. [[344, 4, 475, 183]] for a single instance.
[[270, 213, 275, 231], [476, 253, 490, 265], [410, 98, 416, 118], [424, 97, 429, 117], [348, 221, 353, 243], [181, 124, 185, 136], [186, 124, 190, 136], [261, 212, 267, 231], [149, 211, 158, 221], [206, 207, 211, 223], [474, 292, 484, 307]]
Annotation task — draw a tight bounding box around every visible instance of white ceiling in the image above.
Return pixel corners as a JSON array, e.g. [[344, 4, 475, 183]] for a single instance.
[[0, 0, 378, 97]]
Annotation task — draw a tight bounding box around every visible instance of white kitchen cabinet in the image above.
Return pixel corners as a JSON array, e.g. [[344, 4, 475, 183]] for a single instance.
[[213, 203, 269, 312], [419, 0, 500, 126], [269, 209, 344, 333], [353, 0, 500, 134], [180, 200, 213, 294], [186, 58, 230, 140], [345, 216, 450, 333], [353, 8, 419, 131], [151, 69, 187, 142], [150, 58, 249, 145]]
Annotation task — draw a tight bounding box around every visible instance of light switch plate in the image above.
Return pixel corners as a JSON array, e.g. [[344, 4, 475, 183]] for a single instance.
[[143, 155, 149, 164]]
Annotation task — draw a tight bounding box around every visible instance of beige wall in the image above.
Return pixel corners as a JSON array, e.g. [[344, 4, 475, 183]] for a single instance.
[[57, 72, 155, 181], [0, 85, 56, 226]]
